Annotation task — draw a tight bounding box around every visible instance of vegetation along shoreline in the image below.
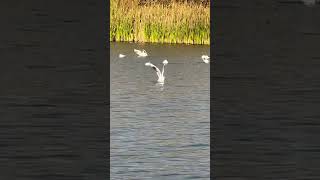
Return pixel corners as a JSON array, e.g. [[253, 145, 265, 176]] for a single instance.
[[110, 0, 210, 45]]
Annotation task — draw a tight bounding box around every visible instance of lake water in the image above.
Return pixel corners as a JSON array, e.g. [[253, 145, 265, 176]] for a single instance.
[[213, 1, 320, 179], [0, 1, 107, 179], [110, 42, 210, 179]]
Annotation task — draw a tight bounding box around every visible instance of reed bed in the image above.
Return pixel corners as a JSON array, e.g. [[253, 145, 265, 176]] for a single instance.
[[110, 0, 210, 45]]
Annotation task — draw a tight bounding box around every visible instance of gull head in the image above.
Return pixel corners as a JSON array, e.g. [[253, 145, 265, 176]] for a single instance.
[[202, 55, 210, 60], [163, 59, 168, 65], [142, 49, 148, 55], [201, 55, 210, 63]]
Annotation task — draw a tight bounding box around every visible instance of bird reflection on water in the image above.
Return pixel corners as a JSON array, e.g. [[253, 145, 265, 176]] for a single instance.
[[155, 82, 164, 91]]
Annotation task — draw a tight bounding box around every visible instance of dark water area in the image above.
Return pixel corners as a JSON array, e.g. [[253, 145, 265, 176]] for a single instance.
[[213, 0, 320, 179], [0, 1, 107, 179]]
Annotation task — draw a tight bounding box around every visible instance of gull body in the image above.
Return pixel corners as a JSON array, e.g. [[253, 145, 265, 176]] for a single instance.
[[202, 55, 210, 64], [119, 54, 126, 58], [145, 60, 168, 84], [134, 49, 148, 57]]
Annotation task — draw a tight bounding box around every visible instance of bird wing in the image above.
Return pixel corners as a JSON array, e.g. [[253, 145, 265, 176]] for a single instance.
[[146, 63, 161, 77], [134, 49, 141, 54]]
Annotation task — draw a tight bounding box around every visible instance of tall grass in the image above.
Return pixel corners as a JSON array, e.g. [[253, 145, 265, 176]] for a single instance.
[[110, 0, 210, 45]]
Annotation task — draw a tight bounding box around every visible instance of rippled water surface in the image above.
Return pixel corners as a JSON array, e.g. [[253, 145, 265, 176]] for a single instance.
[[0, 1, 106, 179], [111, 42, 210, 179], [214, 1, 320, 179]]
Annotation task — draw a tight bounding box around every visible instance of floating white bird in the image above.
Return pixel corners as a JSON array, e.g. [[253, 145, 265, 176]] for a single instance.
[[119, 54, 126, 58], [134, 49, 148, 57], [201, 55, 210, 64], [145, 60, 168, 84]]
